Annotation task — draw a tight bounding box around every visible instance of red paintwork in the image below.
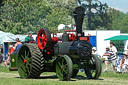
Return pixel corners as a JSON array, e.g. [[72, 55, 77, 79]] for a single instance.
[[52, 37, 58, 42], [24, 60, 27, 63], [68, 33, 77, 41], [37, 29, 47, 50]]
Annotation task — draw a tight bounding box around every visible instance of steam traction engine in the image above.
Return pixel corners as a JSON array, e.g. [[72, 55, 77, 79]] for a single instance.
[[17, 6, 101, 80]]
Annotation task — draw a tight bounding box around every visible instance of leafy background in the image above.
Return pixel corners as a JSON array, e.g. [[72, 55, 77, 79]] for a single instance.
[[0, 0, 128, 34]]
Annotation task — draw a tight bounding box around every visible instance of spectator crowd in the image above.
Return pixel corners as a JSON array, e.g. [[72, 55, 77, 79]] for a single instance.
[[92, 42, 128, 73], [0, 31, 35, 66]]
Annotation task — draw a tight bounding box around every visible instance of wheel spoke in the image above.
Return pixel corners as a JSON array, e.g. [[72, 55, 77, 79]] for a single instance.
[[26, 64, 30, 74], [26, 62, 32, 67], [20, 63, 25, 68], [28, 57, 32, 61], [43, 41, 46, 45], [26, 51, 29, 57], [62, 68, 67, 74], [38, 36, 42, 39], [42, 36, 45, 40], [40, 37, 44, 40], [62, 59, 64, 66], [21, 55, 25, 60], [25, 50, 26, 57], [64, 64, 67, 67], [61, 70, 63, 79], [57, 69, 63, 77], [20, 64, 26, 73], [44, 38, 47, 41], [41, 43, 44, 46], [58, 62, 62, 68]]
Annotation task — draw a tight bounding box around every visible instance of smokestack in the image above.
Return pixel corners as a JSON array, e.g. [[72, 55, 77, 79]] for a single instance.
[[73, 6, 85, 39]]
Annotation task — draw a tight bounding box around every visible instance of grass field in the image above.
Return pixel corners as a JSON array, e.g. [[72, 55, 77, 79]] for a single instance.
[[0, 63, 128, 85]]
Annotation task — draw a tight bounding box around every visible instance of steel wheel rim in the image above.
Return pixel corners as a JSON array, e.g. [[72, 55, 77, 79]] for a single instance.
[[89, 57, 97, 78], [85, 54, 101, 79], [56, 55, 72, 81], [18, 46, 32, 78]]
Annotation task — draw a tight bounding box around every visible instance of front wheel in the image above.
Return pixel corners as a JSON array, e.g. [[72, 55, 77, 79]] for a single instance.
[[85, 54, 102, 79], [17, 43, 43, 79], [56, 55, 73, 81]]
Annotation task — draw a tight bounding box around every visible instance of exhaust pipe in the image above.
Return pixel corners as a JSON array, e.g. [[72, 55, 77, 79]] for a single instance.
[[73, 6, 85, 39]]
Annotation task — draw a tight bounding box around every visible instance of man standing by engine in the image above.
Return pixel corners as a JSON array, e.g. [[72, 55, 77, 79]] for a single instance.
[[25, 31, 35, 43], [109, 42, 118, 72]]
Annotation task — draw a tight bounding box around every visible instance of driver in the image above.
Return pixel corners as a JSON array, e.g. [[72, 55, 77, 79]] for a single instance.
[[25, 31, 35, 43]]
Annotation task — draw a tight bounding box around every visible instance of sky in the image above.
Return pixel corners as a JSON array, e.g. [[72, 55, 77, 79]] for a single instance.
[[99, 0, 128, 13]]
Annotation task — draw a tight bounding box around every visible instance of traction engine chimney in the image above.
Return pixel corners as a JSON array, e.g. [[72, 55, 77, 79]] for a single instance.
[[73, 6, 85, 39]]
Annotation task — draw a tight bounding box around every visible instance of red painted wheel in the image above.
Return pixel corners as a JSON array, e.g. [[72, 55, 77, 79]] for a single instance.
[[37, 29, 51, 49]]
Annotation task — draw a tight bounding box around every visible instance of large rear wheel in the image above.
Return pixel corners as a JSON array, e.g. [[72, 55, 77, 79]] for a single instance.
[[17, 43, 43, 78], [56, 55, 73, 81], [85, 54, 102, 79]]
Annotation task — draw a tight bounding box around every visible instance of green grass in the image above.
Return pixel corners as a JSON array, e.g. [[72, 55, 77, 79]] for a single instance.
[[0, 64, 128, 85]]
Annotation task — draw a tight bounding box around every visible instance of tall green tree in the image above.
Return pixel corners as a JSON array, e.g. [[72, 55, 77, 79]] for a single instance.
[[112, 13, 128, 33], [0, 0, 77, 34], [46, 0, 77, 12], [106, 7, 120, 29], [80, 0, 109, 30], [0, 0, 50, 34], [44, 7, 71, 32]]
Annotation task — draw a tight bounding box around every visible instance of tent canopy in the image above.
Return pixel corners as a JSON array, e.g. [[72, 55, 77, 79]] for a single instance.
[[0, 31, 14, 44], [0, 31, 28, 44], [105, 35, 128, 40]]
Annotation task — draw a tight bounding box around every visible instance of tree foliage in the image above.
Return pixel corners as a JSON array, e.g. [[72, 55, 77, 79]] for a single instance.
[[0, 0, 128, 34], [112, 13, 128, 33], [0, 0, 76, 34], [45, 7, 71, 32]]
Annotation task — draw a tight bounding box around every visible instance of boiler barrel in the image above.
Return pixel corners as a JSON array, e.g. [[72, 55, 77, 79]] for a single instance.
[[54, 42, 72, 55], [54, 40, 92, 59]]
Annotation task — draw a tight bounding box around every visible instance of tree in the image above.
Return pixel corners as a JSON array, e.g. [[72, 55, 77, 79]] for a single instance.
[[112, 13, 128, 33], [46, 0, 77, 12], [79, 0, 109, 30], [0, 0, 77, 34], [0, 0, 51, 34], [106, 7, 120, 29], [44, 7, 71, 32]]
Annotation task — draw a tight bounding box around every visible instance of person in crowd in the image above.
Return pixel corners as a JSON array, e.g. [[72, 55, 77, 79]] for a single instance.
[[109, 42, 117, 72], [0, 45, 3, 63], [25, 31, 35, 43], [103, 46, 111, 72], [119, 50, 128, 73], [92, 47, 101, 58], [0, 45, 3, 54], [3, 45, 14, 66], [92, 47, 97, 55], [12, 38, 22, 54], [0, 50, 3, 63], [14, 38, 22, 51], [8, 45, 14, 54]]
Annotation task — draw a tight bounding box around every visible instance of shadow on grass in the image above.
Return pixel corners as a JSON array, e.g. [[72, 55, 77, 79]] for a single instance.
[[73, 75, 104, 80], [15, 75, 103, 81], [39, 75, 57, 79], [15, 75, 58, 79]]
